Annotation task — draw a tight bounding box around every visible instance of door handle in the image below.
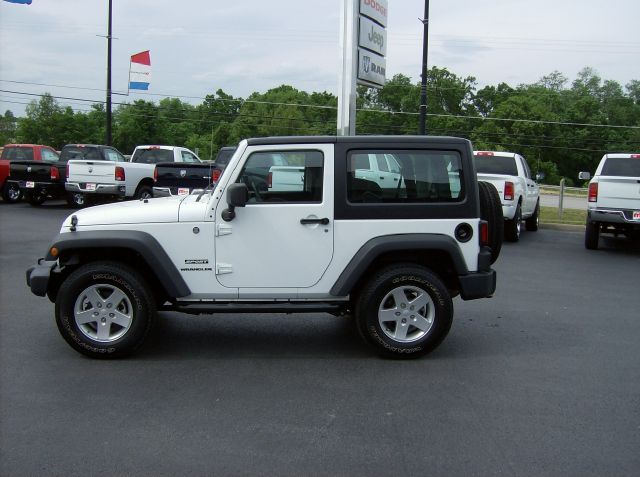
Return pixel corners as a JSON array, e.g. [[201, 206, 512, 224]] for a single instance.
[[300, 217, 330, 225]]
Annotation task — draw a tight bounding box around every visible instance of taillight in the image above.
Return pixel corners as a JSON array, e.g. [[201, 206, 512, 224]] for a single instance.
[[115, 166, 125, 181], [66, 163, 69, 179], [631, 154, 640, 158], [588, 183, 598, 202], [504, 181, 514, 201], [267, 172, 273, 189], [480, 220, 489, 246], [153, 167, 158, 183], [212, 169, 221, 182], [50, 167, 59, 181]]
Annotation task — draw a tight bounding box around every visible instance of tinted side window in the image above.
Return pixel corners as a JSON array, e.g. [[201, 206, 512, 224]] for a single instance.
[[347, 150, 463, 203], [237, 150, 323, 203], [181, 151, 199, 163], [41, 149, 60, 162]]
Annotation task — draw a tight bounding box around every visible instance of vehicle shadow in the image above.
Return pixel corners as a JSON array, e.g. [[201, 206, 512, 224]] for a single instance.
[[599, 235, 640, 253], [138, 312, 372, 360]]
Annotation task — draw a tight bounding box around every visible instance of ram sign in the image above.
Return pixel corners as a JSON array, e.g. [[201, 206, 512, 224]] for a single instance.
[[358, 49, 386, 87]]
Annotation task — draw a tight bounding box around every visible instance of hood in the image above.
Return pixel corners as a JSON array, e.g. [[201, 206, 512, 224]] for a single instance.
[[61, 196, 185, 229]]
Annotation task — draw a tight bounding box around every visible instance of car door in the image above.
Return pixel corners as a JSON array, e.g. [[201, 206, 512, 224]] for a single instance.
[[519, 155, 538, 214], [214, 144, 334, 293]]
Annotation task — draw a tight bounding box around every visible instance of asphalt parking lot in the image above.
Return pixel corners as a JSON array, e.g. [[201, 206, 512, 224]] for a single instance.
[[1, 201, 639, 476]]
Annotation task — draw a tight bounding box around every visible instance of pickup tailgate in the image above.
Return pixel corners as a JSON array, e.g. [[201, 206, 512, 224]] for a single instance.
[[68, 160, 116, 184], [595, 177, 640, 210], [155, 163, 219, 193], [9, 161, 52, 182], [477, 173, 508, 197]]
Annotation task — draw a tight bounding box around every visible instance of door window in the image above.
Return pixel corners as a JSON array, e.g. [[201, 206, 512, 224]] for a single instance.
[[236, 150, 324, 203], [41, 149, 60, 162], [181, 151, 199, 163]]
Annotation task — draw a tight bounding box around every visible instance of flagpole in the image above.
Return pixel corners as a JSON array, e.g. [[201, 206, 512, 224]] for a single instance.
[[106, 0, 113, 146]]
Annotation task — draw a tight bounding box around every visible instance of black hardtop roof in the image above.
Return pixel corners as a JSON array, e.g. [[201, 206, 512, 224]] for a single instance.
[[246, 135, 471, 147]]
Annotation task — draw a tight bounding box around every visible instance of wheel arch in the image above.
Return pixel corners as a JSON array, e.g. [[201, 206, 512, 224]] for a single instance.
[[45, 230, 190, 302], [330, 234, 469, 298]]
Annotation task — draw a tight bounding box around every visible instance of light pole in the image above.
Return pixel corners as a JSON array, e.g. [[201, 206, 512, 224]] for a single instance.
[[106, 0, 113, 145], [418, 0, 430, 135]]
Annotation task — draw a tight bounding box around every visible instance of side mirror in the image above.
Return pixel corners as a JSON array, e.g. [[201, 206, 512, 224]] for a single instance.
[[578, 171, 591, 181], [221, 183, 248, 222]]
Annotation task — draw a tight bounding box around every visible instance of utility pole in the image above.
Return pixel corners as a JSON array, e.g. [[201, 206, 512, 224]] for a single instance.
[[106, 0, 113, 145], [418, 0, 430, 135]]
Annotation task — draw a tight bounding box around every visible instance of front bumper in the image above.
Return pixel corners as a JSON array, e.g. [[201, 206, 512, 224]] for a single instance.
[[66, 182, 125, 196], [26, 259, 57, 297]]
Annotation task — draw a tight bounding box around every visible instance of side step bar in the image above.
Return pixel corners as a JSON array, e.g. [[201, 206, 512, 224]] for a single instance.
[[162, 301, 348, 315]]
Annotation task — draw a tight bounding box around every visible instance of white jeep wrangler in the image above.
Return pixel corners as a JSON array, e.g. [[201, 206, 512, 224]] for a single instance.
[[27, 136, 500, 359]]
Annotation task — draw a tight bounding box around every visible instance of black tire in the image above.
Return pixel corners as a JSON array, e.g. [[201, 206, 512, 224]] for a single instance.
[[55, 261, 156, 359], [135, 185, 153, 200], [2, 182, 22, 203], [66, 192, 86, 208], [355, 264, 453, 359], [525, 200, 540, 231], [24, 190, 46, 206], [478, 181, 503, 264], [505, 203, 522, 242], [585, 221, 599, 250]]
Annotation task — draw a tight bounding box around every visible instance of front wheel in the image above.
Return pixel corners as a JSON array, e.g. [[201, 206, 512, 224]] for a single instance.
[[55, 261, 156, 358], [2, 182, 22, 203], [355, 264, 453, 359]]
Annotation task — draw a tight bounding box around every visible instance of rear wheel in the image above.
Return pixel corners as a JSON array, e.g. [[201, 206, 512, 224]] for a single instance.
[[66, 192, 86, 208], [505, 203, 522, 242], [478, 181, 503, 264], [585, 221, 600, 250], [525, 200, 540, 231], [24, 190, 46, 206], [355, 264, 453, 359], [2, 182, 22, 203], [135, 185, 153, 200], [55, 261, 156, 358]]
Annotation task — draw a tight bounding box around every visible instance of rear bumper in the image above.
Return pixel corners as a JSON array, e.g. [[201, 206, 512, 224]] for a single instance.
[[152, 186, 193, 197], [458, 270, 497, 300], [26, 260, 57, 297], [66, 182, 125, 196], [588, 208, 640, 226], [18, 181, 65, 196]]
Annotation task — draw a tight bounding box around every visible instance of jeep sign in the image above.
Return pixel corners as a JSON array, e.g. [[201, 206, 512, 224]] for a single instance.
[[358, 49, 386, 87], [359, 16, 387, 56], [359, 0, 388, 27]]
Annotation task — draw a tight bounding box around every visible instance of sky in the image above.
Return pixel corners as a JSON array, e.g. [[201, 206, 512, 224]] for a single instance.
[[1, 0, 639, 117]]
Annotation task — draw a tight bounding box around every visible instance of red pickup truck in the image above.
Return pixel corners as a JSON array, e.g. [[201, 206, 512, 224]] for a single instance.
[[1, 144, 59, 203]]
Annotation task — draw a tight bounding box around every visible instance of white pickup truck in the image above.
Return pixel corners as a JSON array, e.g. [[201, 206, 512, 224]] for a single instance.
[[474, 151, 540, 241], [66, 145, 201, 203], [579, 153, 640, 249]]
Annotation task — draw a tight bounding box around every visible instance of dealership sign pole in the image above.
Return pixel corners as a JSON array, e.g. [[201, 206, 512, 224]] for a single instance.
[[338, 0, 388, 136]]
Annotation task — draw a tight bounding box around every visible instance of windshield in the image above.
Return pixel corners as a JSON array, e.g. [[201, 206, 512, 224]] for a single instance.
[[474, 155, 518, 176], [60, 146, 101, 161], [601, 157, 640, 177]]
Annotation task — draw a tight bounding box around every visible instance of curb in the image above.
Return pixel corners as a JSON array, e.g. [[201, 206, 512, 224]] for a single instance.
[[540, 223, 585, 232]]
